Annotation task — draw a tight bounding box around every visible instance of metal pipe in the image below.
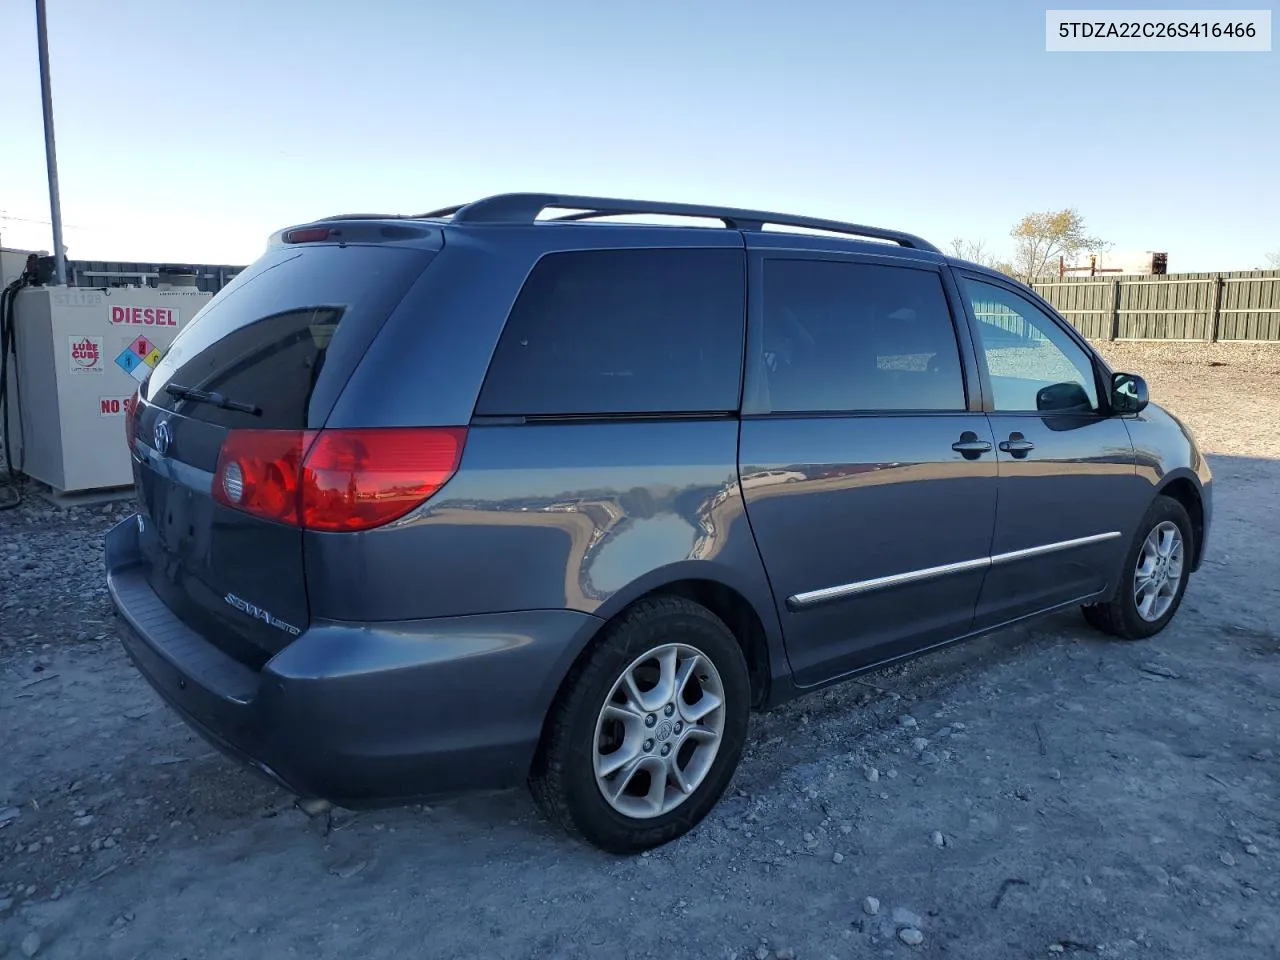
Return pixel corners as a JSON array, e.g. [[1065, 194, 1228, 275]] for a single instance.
[[35, 0, 67, 286]]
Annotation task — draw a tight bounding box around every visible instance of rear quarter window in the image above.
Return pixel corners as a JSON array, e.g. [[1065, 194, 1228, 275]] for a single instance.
[[475, 248, 746, 417]]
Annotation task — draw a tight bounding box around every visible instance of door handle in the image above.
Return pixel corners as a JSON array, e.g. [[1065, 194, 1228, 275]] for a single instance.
[[952, 432, 993, 456], [999, 433, 1035, 455]]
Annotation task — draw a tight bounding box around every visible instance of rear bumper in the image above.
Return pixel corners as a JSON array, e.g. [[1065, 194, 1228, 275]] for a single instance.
[[104, 516, 603, 806]]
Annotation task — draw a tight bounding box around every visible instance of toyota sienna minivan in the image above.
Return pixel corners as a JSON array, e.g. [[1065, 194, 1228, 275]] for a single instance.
[[106, 193, 1211, 852]]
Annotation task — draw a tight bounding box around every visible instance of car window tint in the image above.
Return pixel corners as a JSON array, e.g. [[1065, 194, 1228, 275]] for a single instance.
[[146, 244, 432, 429], [475, 248, 745, 416], [759, 260, 965, 413], [962, 278, 1099, 413]]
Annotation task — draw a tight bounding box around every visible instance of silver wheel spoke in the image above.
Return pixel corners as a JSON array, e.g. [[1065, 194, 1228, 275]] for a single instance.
[[621, 672, 650, 714], [597, 739, 642, 779], [669, 757, 694, 795], [682, 726, 718, 745], [682, 690, 723, 723], [605, 755, 655, 804], [674, 654, 703, 703], [602, 701, 645, 724], [641, 757, 669, 814], [624, 647, 679, 713], [1136, 580, 1158, 620], [595, 703, 646, 777], [676, 654, 724, 723], [653, 646, 679, 707]]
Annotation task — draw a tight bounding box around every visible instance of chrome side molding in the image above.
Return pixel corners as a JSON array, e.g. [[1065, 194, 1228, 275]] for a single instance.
[[787, 531, 1122, 610]]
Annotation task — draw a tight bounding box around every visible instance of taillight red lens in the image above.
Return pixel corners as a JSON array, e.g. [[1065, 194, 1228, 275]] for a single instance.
[[300, 428, 467, 532], [124, 389, 140, 448], [212, 427, 466, 531], [213, 430, 310, 525]]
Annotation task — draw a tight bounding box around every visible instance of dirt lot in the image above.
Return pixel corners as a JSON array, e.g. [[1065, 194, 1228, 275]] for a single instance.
[[2, 340, 1278, 960]]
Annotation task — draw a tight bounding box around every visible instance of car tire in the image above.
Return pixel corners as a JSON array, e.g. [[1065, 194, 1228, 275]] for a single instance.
[[529, 596, 750, 854], [1081, 494, 1194, 640]]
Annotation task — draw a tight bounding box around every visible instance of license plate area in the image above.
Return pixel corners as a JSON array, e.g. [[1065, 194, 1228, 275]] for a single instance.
[[136, 450, 214, 586]]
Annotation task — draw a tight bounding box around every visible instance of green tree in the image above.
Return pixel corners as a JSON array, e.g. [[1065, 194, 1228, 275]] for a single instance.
[[1010, 209, 1107, 283]]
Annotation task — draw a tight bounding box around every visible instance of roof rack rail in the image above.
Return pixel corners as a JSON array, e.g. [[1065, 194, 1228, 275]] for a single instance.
[[416, 204, 465, 219], [439, 193, 940, 253], [317, 213, 411, 222]]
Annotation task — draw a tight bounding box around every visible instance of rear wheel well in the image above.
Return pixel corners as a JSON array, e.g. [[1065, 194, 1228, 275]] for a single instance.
[[653, 580, 771, 709], [1159, 478, 1204, 568], [529, 580, 773, 782]]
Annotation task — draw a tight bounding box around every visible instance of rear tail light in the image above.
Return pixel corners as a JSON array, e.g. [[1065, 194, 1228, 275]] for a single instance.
[[212, 427, 467, 532], [124, 389, 140, 448], [213, 430, 309, 526], [301, 428, 467, 532]]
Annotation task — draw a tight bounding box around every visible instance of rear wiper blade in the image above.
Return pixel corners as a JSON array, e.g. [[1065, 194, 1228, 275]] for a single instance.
[[165, 383, 261, 416]]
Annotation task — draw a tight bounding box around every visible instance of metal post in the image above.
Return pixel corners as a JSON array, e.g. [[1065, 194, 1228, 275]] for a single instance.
[[1109, 279, 1121, 341], [1209, 274, 1224, 342], [35, 0, 67, 286]]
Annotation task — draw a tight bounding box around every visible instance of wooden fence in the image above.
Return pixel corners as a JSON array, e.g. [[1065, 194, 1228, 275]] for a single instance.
[[1030, 270, 1280, 342]]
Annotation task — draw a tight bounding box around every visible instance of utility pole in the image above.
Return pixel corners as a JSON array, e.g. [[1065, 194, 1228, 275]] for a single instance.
[[35, 0, 67, 285]]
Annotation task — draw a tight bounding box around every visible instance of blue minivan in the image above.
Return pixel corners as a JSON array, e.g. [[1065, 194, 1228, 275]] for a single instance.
[[106, 193, 1211, 852]]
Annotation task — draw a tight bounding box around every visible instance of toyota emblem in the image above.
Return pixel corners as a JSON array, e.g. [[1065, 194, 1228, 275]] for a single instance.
[[153, 418, 172, 456]]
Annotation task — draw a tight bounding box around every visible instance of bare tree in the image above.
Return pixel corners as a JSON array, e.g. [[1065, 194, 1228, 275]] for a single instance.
[[1010, 209, 1107, 283], [948, 237, 1016, 277], [1264, 250, 1280, 269], [949, 237, 991, 263]]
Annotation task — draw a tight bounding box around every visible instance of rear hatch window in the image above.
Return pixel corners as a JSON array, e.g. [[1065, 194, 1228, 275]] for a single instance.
[[146, 243, 432, 428], [133, 241, 437, 667]]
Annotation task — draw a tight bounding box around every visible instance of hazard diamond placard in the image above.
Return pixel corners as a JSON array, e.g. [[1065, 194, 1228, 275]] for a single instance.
[[115, 335, 163, 383]]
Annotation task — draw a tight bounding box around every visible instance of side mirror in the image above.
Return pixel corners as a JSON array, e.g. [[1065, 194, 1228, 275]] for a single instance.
[[1111, 372, 1149, 414], [1036, 381, 1092, 412]]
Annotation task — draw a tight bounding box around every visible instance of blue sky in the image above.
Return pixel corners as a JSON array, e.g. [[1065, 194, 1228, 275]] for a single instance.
[[1, 0, 1276, 269]]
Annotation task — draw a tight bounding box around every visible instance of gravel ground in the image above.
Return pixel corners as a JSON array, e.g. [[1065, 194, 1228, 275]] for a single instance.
[[2, 340, 1278, 960]]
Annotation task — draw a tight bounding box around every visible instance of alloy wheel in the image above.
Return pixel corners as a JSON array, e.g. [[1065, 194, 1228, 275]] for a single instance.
[[1133, 519, 1185, 622], [592, 643, 726, 819]]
